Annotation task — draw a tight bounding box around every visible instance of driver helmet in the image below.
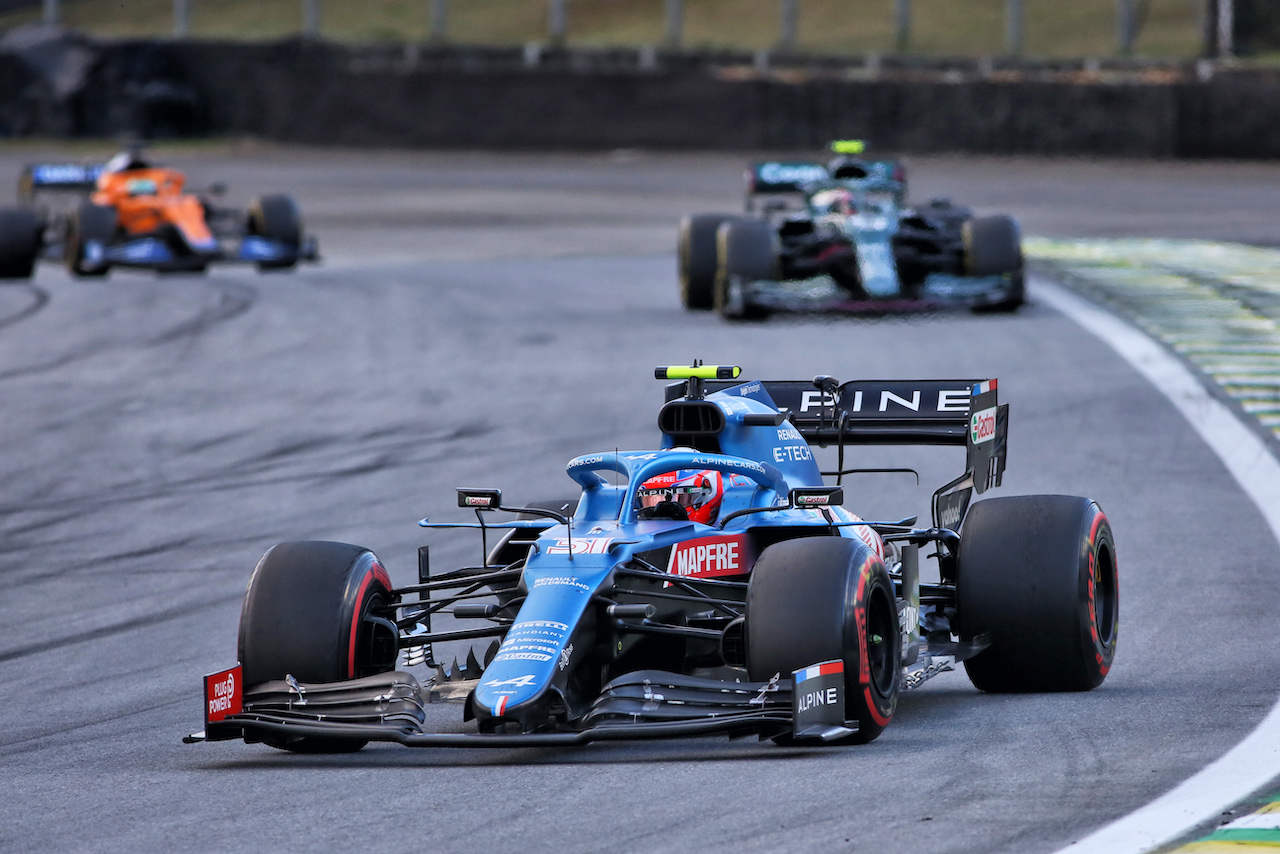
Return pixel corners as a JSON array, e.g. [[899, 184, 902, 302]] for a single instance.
[[637, 469, 724, 525], [104, 150, 150, 174], [813, 187, 856, 216]]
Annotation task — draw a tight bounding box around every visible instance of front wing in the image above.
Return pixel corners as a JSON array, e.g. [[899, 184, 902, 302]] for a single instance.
[[735, 271, 1021, 316], [185, 667, 853, 748], [71, 235, 319, 271]]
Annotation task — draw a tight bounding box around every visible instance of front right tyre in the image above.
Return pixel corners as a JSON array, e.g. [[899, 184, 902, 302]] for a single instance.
[[714, 219, 777, 321], [678, 214, 735, 311], [66, 202, 117, 278], [238, 540, 398, 751]]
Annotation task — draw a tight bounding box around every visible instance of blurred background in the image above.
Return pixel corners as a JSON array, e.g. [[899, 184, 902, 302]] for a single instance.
[[0, 0, 1274, 59], [1, 2, 1278, 155]]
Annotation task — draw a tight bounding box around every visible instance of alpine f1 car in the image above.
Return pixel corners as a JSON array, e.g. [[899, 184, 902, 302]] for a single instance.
[[678, 141, 1025, 319], [0, 150, 318, 279], [186, 364, 1117, 751]]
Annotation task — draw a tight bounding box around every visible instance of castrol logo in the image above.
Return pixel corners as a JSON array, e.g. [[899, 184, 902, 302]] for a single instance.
[[970, 406, 997, 445]]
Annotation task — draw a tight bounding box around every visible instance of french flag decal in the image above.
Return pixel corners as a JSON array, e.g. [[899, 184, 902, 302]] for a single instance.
[[794, 661, 844, 684], [494, 695, 510, 716], [972, 379, 997, 395]]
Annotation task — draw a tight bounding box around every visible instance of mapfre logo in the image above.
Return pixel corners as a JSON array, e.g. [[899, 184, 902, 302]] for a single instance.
[[667, 534, 751, 579], [970, 406, 997, 444]]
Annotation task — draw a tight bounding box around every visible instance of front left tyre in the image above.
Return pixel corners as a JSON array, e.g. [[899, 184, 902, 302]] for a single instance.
[[964, 214, 1025, 311], [247, 194, 302, 271], [746, 537, 901, 744]]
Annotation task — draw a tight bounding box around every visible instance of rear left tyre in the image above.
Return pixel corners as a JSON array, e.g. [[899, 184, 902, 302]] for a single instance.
[[746, 537, 900, 744], [956, 495, 1118, 692], [238, 540, 398, 751]]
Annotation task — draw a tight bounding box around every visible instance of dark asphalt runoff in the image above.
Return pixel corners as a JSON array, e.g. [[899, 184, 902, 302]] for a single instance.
[[1, 147, 1279, 854]]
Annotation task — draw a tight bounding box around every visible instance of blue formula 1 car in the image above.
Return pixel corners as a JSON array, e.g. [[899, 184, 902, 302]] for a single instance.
[[678, 142, 1025, 320], [186, 364, 1117, 751]]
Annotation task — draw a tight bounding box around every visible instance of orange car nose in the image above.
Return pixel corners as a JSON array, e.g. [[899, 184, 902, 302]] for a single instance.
[[168, 196, 217, 253]]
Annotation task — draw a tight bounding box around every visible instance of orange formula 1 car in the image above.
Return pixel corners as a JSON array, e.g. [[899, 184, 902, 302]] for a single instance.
[[0, 150, 317, 279]]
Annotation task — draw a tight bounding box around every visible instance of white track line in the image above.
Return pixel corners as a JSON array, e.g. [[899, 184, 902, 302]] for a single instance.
[[1038, 278, 1280, 854]]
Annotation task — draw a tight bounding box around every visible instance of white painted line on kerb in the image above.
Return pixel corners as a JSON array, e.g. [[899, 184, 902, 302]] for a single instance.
[[1037, 277, 1280, 854]]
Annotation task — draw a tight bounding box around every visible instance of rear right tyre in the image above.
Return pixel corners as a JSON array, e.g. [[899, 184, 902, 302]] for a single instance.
[[0, 209, 42, 280]]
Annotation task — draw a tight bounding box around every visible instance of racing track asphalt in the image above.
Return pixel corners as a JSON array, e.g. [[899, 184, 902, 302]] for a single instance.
[[1, 147, 1279, 854]]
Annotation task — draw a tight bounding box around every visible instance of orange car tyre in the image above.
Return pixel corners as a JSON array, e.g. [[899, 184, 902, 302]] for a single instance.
[[0, 209, 42, 279], [66, 202, 117, 278], [248, 195, 301, 271]]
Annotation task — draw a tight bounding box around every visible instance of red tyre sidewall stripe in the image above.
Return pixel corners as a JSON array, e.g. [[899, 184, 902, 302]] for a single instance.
[[347, 567, 379, 679], [854, 551, 893, 727], [865, 685, 891, 727], [1084, 510, 1115, 676]]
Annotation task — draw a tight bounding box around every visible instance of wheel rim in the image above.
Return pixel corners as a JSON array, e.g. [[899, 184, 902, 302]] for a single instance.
[[865, 584, 897, 697], [1090, 542, 1118, 649], [353, 589, 398, 678]]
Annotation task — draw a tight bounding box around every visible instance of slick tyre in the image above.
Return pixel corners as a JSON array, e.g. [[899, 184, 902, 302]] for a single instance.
[[963, 214, 1023, 277], [248, 194, 302, 270], [66, 202, 117, 278], [0, 209, 42, 279], [679, 214, 734, 311], [747, 537, 900, 744], [956, 496, 1118, 692], [239, 540, 398, 752], [714, 219, 776, 321]]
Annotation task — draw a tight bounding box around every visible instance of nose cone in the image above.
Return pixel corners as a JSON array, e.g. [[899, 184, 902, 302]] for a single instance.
[[169, 196, 218, 255]]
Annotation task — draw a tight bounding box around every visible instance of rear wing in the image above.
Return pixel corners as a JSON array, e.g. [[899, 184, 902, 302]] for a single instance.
[[745, 161, 829, 195], [19, 163, 103, 200], [672, 375, 1007, 489]]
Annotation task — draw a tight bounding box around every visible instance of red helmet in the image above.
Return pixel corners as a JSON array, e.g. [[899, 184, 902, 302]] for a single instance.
[[637, 469, 724, 525]]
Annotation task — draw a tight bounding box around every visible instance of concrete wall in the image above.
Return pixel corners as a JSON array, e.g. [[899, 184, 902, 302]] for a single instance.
[[6, 34, 1280, 158]]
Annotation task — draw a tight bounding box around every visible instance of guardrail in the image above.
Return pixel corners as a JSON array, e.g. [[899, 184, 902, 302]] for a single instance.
[[19, 0, 1256, 59]]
